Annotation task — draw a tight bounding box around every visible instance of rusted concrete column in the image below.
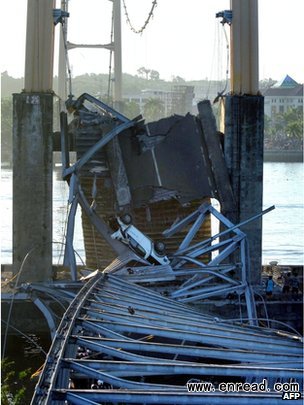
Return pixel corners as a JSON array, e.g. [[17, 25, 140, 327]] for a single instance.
[[13, 93, 53, 282], [224, 95, 264, 285], [12, 0, 55, 282]]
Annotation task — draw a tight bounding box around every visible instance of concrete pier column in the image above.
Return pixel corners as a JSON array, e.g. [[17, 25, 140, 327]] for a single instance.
[[24, 0, 55, 93], [224, 95, 264, 285], [13, 93, 53, 282], [223, 0, 263, 285], [12, 0, 55, 282]]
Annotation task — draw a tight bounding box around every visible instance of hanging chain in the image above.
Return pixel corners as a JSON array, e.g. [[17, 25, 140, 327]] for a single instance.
[[122, 0, 158, 34]]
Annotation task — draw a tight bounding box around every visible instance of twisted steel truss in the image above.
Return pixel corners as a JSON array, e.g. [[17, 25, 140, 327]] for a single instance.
[[29, 94, 303, 403], [31, 274, 302, 404]]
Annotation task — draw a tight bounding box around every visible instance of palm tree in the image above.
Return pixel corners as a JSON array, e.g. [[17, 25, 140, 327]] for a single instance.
[[143, 98, 165, 122]]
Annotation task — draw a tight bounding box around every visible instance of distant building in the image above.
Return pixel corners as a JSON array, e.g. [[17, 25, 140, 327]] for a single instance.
[[263, 75, 303, 118], [170, 85, 195, 115], [124, 85, 195, 117]]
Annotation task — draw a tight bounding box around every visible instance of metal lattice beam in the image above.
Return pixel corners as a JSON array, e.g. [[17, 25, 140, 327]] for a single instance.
[[31, 274, 303, 404]]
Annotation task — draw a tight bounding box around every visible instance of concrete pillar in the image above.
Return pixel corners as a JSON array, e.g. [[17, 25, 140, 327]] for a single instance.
[[13, 93, 53, 282], [224, 95, 264, 285], [12, 0, 55, 282], [223, 0, 263, 285], [230, 0, 259, 94], [24, 0, 55, 92]]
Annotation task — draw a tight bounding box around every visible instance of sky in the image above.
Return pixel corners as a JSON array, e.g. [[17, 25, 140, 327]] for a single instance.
[[1, 0, 304, 84]]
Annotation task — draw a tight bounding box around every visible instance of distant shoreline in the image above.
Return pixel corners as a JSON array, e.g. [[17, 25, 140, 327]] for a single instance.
[[264, 150, 303, 162], [1, 150, 303, 168]]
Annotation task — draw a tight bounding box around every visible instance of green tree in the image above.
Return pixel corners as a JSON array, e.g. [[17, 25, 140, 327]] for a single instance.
[[137, 66, 150, 80], [259, 78, 277, 91], [122, 100, 141, 119], [264, 107, 303, 150], [143, 98, 165, 122], [1, 359, 31, 404], [284, 107, 303, 138], [172, 75, 186, 83], [149, 70, 160, 81]]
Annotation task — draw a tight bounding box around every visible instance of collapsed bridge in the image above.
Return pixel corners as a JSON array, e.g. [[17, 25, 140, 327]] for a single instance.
[[28, 94, 302, 403], [31, 272, 302, 404], [61, 93, 235, 273]]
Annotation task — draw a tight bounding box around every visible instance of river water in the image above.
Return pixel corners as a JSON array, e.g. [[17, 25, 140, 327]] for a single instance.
[[1, 162, 303, 266]]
